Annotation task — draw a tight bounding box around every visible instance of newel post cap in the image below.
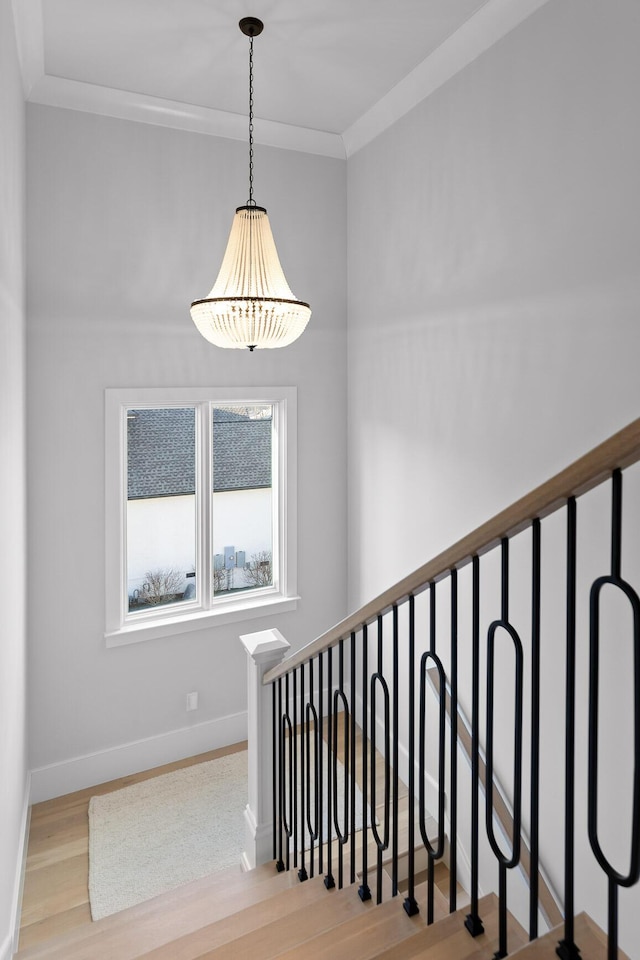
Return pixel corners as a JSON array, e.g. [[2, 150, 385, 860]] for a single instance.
[[240, 627, 290, 665]]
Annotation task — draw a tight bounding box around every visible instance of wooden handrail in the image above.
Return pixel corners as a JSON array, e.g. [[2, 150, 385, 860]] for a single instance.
[[264, 415, 640, 685]]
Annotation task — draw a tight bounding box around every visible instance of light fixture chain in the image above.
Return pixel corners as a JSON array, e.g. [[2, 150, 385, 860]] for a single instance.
[[248, 34, 254, 204], [190, 16, 311, 350]]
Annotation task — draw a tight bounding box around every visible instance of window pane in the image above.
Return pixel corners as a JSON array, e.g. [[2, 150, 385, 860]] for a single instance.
[[126, 407, 196, 612], [212, 404, 273, 596]]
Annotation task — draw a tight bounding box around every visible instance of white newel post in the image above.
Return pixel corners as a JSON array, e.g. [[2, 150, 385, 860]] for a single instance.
[[240, 627, 290, 871]]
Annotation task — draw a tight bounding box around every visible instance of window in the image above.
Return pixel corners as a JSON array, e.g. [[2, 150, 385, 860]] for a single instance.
[[105, 387, 297, 645]]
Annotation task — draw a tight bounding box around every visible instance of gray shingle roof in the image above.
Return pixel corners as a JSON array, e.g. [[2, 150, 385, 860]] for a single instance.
[[213, 412, 272, 492], [127, 407, 271, 499]]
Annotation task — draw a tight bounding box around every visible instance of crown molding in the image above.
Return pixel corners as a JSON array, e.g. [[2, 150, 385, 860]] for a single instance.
[[27, 74, 346, 159], [14, 0, 552, 160], [342, 0, 553, 157]]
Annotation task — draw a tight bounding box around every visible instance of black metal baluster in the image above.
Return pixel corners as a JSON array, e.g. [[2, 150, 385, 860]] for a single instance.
[[607, 883, 618, 960], [359, 623, 372, 901], [333, 647, 340, 891], [557, 498, 580, 960], [325, 646, 335, 888], [530, 519, 541, 940], [272, 680, 277, 863], [318, 651, 324, 875], [307, 657, 319, 879], [298, 663, 308, 881], [283, 672, 292, 872], [350, 631, 357, 885], [392, 604, 399, 897], [419, 589, 446, 926], [418, 646, 446, 924], [371, 614, 390, 905], [498, 866, 507, 955], [486, 538, 524, 960], [430, 585, 436, 922], [276, 677, 285, 871], [404, 595, 420, 916], [450, 569, 459, 912], [293, 667, 298, 868], [465, 556, 485, 937], [612, 468, 622, 580], [588, 470, 640, 960], [333, 639, 349, 889]]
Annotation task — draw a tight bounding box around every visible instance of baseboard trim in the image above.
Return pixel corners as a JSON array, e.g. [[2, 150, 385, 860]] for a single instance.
[[10, 772, 31, 956], [0, 933, 12, 960], [29, 711, 247, 803]]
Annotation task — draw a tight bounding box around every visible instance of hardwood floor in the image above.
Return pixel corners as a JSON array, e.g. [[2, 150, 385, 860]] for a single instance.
[[18, 721, 410, 949], [16, 733, 618, 960], [18, 725, 446, 955], [18, 741, 247, 951]]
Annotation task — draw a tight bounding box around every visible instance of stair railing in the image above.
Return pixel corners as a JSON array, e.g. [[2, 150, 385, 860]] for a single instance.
[[243, 416, 640, 960], [424, 663, 563, 931]]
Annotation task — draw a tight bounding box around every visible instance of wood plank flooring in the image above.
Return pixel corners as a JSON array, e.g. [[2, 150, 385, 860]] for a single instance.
[[18, 733, 616, 960], [19, 741, 247, 951], [18, 724, 403, 950]]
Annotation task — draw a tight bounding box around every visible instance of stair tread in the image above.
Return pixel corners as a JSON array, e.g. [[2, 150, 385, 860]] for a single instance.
[[15, 862, 297, 960], [144, 874, 378, 960], [263, 889, 432, 960], [190, 874, 397, 960], [223, 885, 489, 960], [16, 845, 461, 960], [20, 859, 613, 960], [372, 893, 528, 960], [508, 912, 630, 960]]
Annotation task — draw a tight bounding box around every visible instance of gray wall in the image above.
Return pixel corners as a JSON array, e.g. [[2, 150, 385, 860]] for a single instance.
[[347, 0, 640, 952], [0, 0, 28, 954], [26, 105, 347, 791], [348, 0, 640, 605], [16, 0, 640, 950]]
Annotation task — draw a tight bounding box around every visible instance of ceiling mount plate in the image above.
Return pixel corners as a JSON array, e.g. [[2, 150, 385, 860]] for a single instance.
[[239, 17, 264, 38]]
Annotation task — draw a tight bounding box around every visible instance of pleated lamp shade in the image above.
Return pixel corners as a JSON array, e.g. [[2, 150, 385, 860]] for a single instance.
[[190, 204, 311, 351]]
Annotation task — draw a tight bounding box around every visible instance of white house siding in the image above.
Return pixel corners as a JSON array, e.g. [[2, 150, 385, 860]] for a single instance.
[[127, 494, 196, 597], [211, 489, 272, 565], [126, 488, 272, 597]]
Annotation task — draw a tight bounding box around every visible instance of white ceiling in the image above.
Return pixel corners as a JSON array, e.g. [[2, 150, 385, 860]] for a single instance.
[[13, 0, 551, 157]]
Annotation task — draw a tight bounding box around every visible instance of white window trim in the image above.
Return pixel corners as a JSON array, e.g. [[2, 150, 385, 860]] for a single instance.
[[105, 386, 298, 646]]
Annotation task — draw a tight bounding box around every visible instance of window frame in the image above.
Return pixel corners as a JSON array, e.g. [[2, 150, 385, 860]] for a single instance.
[[105, 386, 298, 646]]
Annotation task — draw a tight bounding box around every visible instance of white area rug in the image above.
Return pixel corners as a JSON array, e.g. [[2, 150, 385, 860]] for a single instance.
[[88, 744, 372, 920], [88, 751, 248, 920]]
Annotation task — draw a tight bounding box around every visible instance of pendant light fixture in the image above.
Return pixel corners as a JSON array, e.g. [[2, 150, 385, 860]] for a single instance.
[[190, 17, 311, 351]]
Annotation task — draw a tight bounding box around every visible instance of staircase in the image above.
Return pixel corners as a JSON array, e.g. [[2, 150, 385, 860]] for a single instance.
[[15, 851, 622, 959], [17, 419, 640, 959], [246, 418, 640, 960]]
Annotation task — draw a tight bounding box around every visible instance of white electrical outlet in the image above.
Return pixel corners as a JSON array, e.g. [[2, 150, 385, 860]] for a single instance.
[[186, 691, 198, 711]]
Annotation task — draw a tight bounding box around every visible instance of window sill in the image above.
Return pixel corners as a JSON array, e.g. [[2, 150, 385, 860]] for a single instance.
[[105, 594, 300, 647]]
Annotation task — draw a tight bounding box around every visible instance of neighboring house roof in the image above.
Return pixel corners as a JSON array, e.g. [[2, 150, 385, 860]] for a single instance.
[[127, 406, 272, 499], [213, 411, 272, 492]]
